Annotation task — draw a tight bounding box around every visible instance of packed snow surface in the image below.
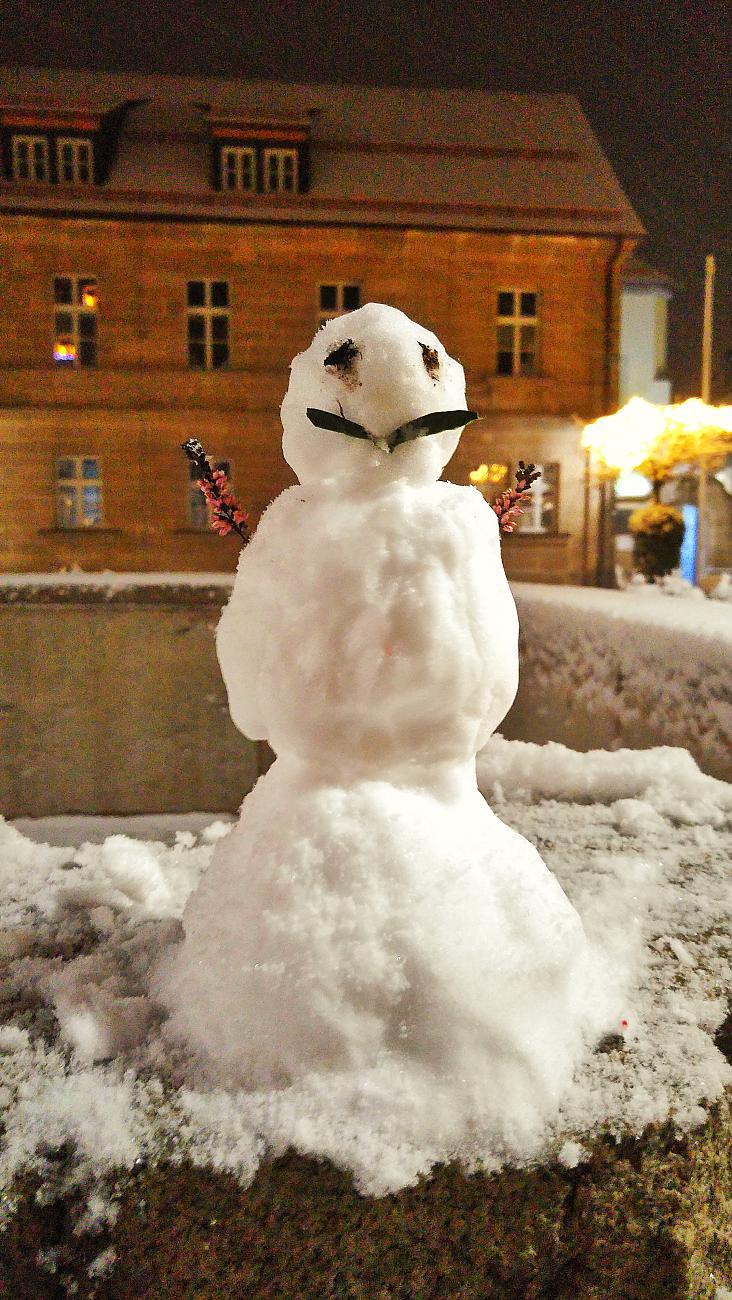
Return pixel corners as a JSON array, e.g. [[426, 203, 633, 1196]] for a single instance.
[[1, 738, 730, 1206]]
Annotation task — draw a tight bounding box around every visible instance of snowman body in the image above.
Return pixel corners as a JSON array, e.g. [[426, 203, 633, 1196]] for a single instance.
[[157, 306, 609, 1132]]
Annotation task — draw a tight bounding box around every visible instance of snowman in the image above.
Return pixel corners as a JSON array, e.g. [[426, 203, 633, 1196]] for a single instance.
[[156, 304, 615, 1142]]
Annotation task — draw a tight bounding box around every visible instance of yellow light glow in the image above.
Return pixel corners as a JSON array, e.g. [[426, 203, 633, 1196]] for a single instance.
[[581, 396, 666, 474], [664, 397, 732, 436], [82, 289, 97, 308], [582, 395, 732, 484], [469, 462, 508, 485]]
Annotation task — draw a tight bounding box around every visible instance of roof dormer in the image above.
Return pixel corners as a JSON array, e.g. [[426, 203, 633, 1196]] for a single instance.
[[0, 98, 130, 186], [204, 110, 311, 195]]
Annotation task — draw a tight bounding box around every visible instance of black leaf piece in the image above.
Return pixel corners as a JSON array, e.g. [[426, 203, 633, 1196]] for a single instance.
[[390, 410, 478, 451], [306, 407, 371, 441], [182, 438, 212, 480]]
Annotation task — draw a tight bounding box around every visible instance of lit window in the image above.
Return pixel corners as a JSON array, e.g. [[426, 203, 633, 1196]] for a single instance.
[[220, 146, 256, 191], [318, 283, 360, 325], [263, 148, 298, 193], [496, 291, 539, 376], [55, 456, 103, 527], [57, 138, 93, 184], [517, 462, 559, 534], [53, 276, 98, 367], [188, 457, 231, 529], [11, 134, 49, 181], [186, 280, 230, 369]]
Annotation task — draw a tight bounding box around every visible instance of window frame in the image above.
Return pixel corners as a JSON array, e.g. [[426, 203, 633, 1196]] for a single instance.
[[53, 275, 98, 368], [317, 282, 361, 325], [186, 279, 231, 370], [495, 290, 539, 377], [11, 134, 49, 181], [263, 147, 298, 193], [187, 455, 233, 530], [55, 454, 104, 529], [220, 146, 256, 192], [56, 136, 94, 184]]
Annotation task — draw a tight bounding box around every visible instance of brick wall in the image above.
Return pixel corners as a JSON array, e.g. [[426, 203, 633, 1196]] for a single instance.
[[0, 215, 626, 578]]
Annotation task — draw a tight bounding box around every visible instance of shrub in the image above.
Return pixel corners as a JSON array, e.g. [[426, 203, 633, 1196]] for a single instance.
[[629, 502, 685, 581]]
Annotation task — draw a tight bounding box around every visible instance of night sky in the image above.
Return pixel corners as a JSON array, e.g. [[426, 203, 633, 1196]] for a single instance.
[[2, 0, 730, 398]]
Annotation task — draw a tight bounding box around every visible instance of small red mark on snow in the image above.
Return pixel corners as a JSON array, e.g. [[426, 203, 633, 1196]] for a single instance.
[[621, 1019, 629, 1028]]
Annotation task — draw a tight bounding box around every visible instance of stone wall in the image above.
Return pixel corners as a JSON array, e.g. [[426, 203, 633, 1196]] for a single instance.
[[0, 581, 255, 818]]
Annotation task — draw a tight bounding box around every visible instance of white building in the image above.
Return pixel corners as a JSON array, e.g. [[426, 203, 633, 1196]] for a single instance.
[[619, 258, 673, 406]]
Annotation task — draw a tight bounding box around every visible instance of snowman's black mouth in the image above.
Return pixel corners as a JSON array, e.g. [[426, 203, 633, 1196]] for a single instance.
[[306, 407, 477, 455]]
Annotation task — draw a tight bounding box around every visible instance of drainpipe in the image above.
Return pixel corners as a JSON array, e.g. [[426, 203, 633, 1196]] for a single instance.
[[596, 236, 630, 586]]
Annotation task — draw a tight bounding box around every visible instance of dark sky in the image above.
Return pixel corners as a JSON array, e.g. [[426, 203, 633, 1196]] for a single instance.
[[2, 0, 730, 397]]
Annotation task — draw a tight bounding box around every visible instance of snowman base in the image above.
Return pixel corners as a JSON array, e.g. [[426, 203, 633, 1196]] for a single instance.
[[156, 756, 618, 1149]]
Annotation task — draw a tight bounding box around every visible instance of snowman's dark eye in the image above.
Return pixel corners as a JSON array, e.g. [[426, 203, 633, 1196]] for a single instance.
[[324, 339, 361, 373], [420, 342, 440, 382]]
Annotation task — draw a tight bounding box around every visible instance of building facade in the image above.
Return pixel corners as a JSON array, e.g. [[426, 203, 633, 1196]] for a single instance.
[[619, 258, 672, 408], [0, 70, 645, 583]]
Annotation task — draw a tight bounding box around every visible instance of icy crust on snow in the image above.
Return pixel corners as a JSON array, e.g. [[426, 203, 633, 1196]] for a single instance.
[[0, 740, 730, 1203]]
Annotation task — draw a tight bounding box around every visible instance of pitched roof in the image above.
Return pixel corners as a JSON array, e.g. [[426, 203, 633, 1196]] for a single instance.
[[0, 68, 645, 237]]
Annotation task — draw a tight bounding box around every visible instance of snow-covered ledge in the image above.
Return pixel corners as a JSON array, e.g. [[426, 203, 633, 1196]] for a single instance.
[[502, 583, 732, 784]]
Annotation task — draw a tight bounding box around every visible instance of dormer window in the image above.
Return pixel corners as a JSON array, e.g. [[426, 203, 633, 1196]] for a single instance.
[[263, 148, 297, 193], [220, 146, 256, 192], [57, 137, 93, 184], [2, 103, 110, 184], [208, 112, 310, 195], [11, 134, 49, 181]]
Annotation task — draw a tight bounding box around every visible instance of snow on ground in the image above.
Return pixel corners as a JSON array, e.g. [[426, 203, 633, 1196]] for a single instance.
[[0, 737, 730, 1211]]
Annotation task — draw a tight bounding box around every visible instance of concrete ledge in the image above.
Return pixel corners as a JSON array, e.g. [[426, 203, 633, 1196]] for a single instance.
[[3, 1096, 730, 1299], [0, 579, 254, 817]]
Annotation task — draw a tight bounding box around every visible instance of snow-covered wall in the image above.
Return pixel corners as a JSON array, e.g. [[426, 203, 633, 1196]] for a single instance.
[[502, 584, 732, 783]]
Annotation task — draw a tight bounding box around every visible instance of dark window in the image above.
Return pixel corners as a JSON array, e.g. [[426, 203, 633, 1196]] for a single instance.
[[318, 283, 360, 322], [186, 280, 231, 369], [54, 278, 73, 305], [187, 280, 206, 307], [495, 291, 539, 377]]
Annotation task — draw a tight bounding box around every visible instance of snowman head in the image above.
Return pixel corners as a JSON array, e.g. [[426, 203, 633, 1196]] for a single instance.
[[281, 303, 470, 486]]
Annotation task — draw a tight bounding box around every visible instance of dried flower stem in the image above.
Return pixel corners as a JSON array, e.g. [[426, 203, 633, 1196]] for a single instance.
[[492, 461, 542, 534], [182, 439, 250, 542]]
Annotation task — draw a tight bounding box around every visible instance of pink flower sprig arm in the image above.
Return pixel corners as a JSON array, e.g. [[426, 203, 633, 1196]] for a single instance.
[[182, 439, 250, 543], [492, 460, 542, 534]]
